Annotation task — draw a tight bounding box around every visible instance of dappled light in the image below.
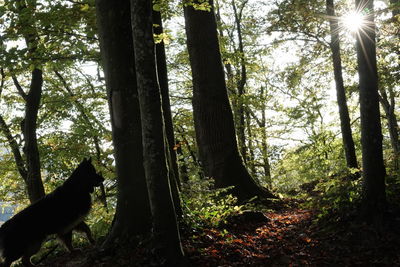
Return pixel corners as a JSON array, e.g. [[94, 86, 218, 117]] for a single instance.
[[1, 0, 400, 266]]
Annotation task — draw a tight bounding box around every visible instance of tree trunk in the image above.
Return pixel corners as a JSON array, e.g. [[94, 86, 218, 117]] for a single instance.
[[153, 10, 183, 217], [176, 126, 202, 180], [246, 110, 256, 175], [153, 10, 181, 188], [184, 0, 275, 201], [130, 0, 184, 264], [175, 139, 189, 183], [355, 0, 386, 224], [96, 0, 152, 247], [0, 115, 27, 180], [326, 0, 358, 169], [379, 0, 400, 169], [13, 0, 46, 203], [379, 87, 400, 168], [23, 69, 46, 203], [260, 87, 272, 186], [230, 0, 248, 164]]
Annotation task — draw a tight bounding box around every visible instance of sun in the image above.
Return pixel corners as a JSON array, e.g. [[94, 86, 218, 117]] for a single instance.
[[341, 11, 365, 33]]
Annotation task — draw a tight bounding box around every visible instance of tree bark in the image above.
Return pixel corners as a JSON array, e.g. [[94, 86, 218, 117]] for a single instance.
[[245, 110, 256, 175], [153, 10, 181, 188], [153, 10, 183, 217], [130, 0, 184, 264], [378, 0, 400, 169], [184, 0, 275, 201], [23, 69, 46, 203], [379, 87, 400, 168], [355, 0, 386, 224], [326, 0, 358, 169], [96, 0, 152, 247], [232, 0, 248, 164], [260, 87, 272, 186], [13, 0, 46, 203]]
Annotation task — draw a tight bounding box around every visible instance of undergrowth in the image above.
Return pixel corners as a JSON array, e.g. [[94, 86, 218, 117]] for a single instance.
[[181, 178, 249, 230]]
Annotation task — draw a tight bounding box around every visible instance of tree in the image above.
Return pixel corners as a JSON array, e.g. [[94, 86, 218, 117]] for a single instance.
[[1, 0, 101, 203], [326, 0, 358, 169], [377, 0, 400, 169], [0, 69, 27, 184], [153, 9, 183, 216], [378, 74, 400, 169], [12, 0, 46, 203], [184, 0, 275, 201], [153, 9, 181, 187], [130, 0, 185, 264], [355, 0, 386, 223], [95, 0, 152, 248]]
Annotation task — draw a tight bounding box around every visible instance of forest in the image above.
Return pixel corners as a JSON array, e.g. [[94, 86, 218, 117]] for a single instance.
[[0, 0, 399, 266]]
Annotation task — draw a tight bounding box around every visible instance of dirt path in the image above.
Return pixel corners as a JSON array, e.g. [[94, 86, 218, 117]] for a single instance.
[[39, 201, 400, 266], [185, 206, 400, 266]]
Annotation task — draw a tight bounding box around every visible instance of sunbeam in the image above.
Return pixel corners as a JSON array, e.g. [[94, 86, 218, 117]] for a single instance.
[[341, 11, 365, 33]]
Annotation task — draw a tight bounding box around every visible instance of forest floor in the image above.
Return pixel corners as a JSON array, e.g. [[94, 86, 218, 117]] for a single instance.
[[37, 199, 400, 267]]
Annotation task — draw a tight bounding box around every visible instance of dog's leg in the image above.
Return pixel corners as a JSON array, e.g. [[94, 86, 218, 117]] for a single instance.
[[74, 222, 95, 244], [0, 259, 11, 267], [21, 241, 42, 267], [21, 256, 35, 267], [58, 231, 74, 252]]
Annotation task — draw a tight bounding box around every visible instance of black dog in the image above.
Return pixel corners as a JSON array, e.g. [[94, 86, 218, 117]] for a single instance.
[[0, 158, 104, 267]]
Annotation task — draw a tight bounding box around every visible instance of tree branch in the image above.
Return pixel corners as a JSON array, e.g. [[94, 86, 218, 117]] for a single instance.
[[12, 75, 28, 101], [0, 68, 5, 98]]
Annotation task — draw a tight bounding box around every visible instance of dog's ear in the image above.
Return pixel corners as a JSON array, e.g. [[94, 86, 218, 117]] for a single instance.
[[82, 157, 92, 163]]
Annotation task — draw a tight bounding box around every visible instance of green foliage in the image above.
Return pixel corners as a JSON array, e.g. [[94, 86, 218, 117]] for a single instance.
[[273, 130, 351, 195], [183, 0, 212, 12], [181, 178, 245, 229], [86, 200, 115, 241], [305, 170, 362, 224], [0, 154, 26, 202]]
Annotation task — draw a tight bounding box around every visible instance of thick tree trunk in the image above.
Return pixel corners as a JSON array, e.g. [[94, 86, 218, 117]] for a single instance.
[[184, 0, 275, 201], [130, 0, 184, 264], [23, 68, 46, 203], [96, 0, 152, 247], [326, 0, 358, 169], [13, 0, 45, 203], [355, 0, 386, 224]]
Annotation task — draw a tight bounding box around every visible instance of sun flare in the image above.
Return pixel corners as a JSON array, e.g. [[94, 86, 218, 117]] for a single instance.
[[341, 11, 365, 33]]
